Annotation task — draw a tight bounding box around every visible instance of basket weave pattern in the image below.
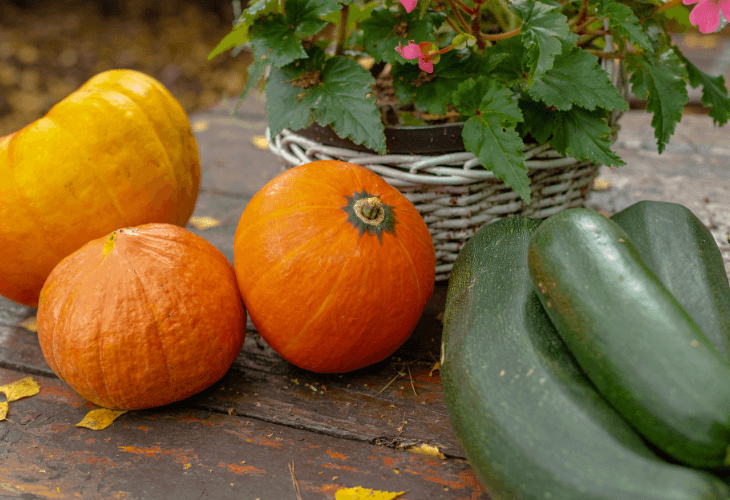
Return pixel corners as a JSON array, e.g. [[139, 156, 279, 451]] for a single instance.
[[267, 131, 602, 280]]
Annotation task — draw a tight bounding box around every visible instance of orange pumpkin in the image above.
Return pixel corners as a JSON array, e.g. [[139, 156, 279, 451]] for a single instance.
[[233, 160, 435, 373], [36, 223, 245, 410], [0, 69, 200, 308]]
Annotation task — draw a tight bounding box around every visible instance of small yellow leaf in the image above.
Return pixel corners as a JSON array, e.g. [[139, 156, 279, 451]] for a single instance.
[[184, 463, 192, 469], [0, 376, 40, 422], [17, 316, 37, 332], [76, 409, 128, 430], [429, 361, 440, 377], [406, 443, 446, 459], [593, 179, 611, 191], [251, 135, 268, 149], [188, 216, 222, 230], [336, 486, 407, 500], [193, 120, 209, 132]]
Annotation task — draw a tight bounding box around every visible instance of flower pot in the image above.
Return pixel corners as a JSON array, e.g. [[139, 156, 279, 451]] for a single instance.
[[267, 61, 628, 282]]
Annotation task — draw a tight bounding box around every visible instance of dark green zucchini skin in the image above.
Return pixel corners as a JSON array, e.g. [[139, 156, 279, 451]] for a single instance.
[[611, 200, 730, 361], [528, 208, 730, 469], [441, 216, 730, 500]]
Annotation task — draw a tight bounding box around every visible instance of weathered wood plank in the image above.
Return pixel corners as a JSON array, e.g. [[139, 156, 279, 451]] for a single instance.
[[0, 367, 485, 500], [0, 285, 463, 458]]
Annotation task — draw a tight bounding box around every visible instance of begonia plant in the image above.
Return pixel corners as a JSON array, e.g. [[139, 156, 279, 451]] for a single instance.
[[211, 0, 730, 202]]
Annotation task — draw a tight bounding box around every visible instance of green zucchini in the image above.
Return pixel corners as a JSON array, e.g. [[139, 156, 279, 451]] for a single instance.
[[611, 200, 730, 361], [441, 215, 730, 500], [528, 208, 730, 469]]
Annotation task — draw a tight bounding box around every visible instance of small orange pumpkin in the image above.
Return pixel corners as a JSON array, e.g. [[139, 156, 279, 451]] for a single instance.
[[36, 223, 246, 410], [0, 69, 200, 308], [233, 160, 435, 373]]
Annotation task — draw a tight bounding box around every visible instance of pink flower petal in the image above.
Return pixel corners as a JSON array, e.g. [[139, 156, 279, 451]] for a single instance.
[[398, 0, 418, 13], [683, 0, 700, 4], [689, 0, 721, 33], [418, 59, 434, 73], [396, 42, 424, 60]]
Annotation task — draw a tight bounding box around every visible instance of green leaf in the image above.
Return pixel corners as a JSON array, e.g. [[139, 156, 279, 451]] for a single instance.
[[511, 0, 570, 85], [594, 0, 652, 51], [287, 0, 343, 36], [208, 0, 279, 60], [309, 57, 386, 153], [550, 107, 625, 166], [268, 50, 385, 152], [627, 51, 688, 153], [518, 98, 555, 144], [679, 52, 730, 126], [528, 42, 629, 112], [250, 15, 308, 67], [391, 51, 472, 115], [454, 77, 530, 203], [360, 8, 444, 65]]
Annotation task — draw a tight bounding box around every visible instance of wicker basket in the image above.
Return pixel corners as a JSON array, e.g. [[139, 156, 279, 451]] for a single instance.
[[267, 55, 628, 282]]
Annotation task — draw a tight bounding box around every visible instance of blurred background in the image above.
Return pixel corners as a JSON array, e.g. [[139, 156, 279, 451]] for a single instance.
[[0, 0, 728, 138], [0, 0, 253, 136]]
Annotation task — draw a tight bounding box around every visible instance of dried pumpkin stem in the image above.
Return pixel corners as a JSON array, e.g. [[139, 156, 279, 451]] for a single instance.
[[354, 197, 385, 225]]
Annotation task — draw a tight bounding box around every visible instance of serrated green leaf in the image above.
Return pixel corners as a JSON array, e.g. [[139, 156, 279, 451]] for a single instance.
[[528, 42, 629, 112], [265, 65, 317, 137], [518, 98, 555, 143], [595, 0, 652, 51], [681, 54, 730, 126], [455, 77, 530, 202], [208, 0, 280, 60], [250, 15, 308, 67], [309, 57, 386, 152], [627, 51, 688, 153], [550, 107, 625, 166], [361, 8, 444, 64], [511, 0, 570, 85], [236, 57, 269, 107], [287, 0, 343, 36], [391, 51, 471, 115]]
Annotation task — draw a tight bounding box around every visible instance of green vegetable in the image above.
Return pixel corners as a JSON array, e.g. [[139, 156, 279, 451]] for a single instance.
[[528, 208, 730, 469], [611, 200, 730, 361], [441, 215, 730, 499]]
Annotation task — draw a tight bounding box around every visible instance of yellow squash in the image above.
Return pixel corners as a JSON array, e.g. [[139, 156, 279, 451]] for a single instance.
[[0, 69, 200, 307]]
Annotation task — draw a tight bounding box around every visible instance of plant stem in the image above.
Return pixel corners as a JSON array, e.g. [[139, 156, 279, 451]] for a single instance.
[[657, 0, 682, 11], [589, 50, 626, 59], [446, 0, 472, 33], [478, 25, 522, 41], [335, 5, 349, 56]]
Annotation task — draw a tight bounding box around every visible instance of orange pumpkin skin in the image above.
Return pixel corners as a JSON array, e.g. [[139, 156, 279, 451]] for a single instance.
[[233, 160, 435, 373], [36, 223, 245, 410], [0, 69, 200, 308]]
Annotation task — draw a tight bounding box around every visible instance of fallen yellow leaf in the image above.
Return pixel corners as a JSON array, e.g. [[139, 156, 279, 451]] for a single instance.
[[251, 135, 268, 149], [17, 316, 37, 332], [188, 216, 222, 230], [429, 361, 440, 377], [405, 443, 446, 459], [0, 376, 40, 421], [336, 486, 407, 500], [76, 408, 128, 430]]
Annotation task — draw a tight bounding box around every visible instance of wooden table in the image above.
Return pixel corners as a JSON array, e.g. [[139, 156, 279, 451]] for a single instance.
[[3, 80, 730, 498], [0, 96, 484, 500]]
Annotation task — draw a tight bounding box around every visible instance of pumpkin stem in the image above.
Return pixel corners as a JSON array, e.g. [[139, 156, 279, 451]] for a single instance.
[[354, 197, 385, 226]]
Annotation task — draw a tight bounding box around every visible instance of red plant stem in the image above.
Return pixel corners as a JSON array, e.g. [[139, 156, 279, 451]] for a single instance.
[[446, 0, 472, 32], [478, 25, 522, 41], [657, 0, 682, 11], [335, 5, 349, 56], [589, 50, 626, 59]]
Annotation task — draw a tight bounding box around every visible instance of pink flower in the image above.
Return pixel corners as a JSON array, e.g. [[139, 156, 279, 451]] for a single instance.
[[398, 0, 418, 13], [683, 0, 730, 33], [395, 42, 440, 73]]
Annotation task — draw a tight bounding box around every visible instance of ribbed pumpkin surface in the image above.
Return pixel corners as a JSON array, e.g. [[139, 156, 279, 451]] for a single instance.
[[233, 160, 435, 373], [36, 223, 245, 410], [0, 69, 200, 307]]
